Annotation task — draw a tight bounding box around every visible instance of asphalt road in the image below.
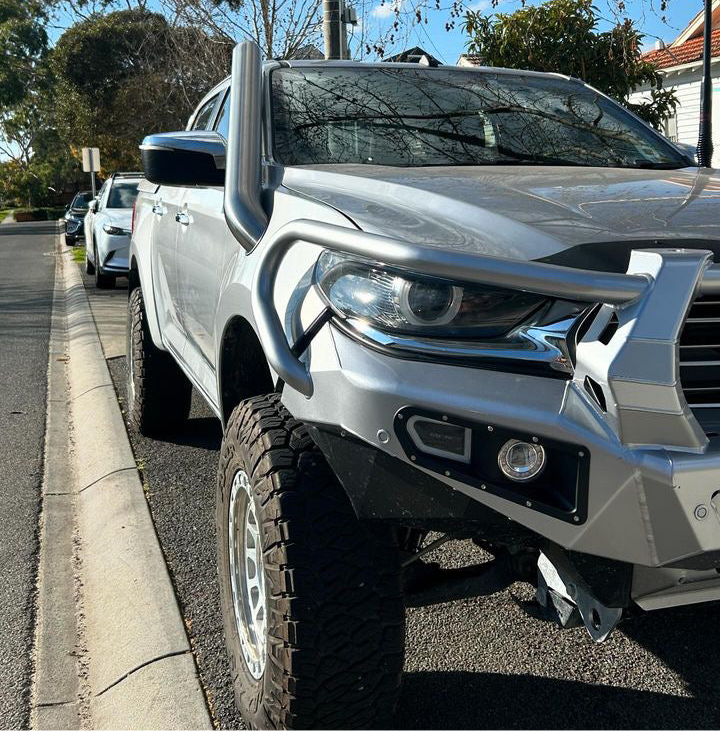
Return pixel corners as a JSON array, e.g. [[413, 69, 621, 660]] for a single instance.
[[86, 267, 720, 730], [0, 222, 56, 729]]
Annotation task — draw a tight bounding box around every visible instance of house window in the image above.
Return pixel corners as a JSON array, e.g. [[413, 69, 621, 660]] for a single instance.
[[664, 113, 678, 142]]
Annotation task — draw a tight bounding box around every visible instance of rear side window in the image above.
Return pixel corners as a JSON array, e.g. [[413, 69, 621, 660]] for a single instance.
[[192, 94, 220, 130], [107, 181, 139, 208]]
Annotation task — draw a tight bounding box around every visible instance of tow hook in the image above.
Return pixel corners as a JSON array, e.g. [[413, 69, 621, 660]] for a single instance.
[[535, 550, 622, 642]]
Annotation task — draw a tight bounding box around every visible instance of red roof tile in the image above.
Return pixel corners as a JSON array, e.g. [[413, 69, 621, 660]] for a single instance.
[[643, 28, 720, 69]]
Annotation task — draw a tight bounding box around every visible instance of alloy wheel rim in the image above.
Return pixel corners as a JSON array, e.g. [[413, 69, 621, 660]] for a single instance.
[[228, 469, 267, 680]]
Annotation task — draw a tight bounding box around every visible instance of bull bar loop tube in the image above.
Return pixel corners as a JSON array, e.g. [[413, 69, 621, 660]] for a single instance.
[[250, 219, 664, 398]]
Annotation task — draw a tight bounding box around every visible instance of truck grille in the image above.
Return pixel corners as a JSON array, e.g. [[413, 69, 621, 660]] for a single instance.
[[679, 295, 720, 435]]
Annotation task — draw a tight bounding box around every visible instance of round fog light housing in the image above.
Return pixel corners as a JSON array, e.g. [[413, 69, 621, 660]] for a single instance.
[[498, 439, 546, 482]]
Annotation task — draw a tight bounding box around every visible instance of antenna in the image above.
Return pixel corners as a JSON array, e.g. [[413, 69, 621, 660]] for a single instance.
[[696, 0, 715, 167]]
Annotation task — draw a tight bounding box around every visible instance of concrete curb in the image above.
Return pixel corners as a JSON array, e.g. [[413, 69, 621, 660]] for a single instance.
[[35, 231, 212, 729]]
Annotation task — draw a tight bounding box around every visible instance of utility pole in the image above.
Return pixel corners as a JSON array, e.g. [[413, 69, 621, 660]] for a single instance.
[[696, 0, 714, 167], [323, 0, 347, 59]]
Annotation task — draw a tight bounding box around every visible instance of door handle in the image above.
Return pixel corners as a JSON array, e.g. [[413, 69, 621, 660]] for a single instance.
[[175, 211, 191, 226], [151, 203, 164, 216]]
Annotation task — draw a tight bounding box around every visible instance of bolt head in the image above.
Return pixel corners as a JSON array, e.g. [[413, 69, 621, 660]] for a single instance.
[[694, 504, 709, 520], [487, 425, 494, 432], [377, 429, 390, 444]]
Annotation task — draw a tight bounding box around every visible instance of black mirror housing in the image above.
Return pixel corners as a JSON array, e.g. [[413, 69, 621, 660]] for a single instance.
[[140, 131, 226, 187]]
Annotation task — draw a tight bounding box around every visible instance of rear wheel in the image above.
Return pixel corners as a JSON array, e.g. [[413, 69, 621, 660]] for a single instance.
[[126, 286, 192, 435], [217, 394, 405, 729]]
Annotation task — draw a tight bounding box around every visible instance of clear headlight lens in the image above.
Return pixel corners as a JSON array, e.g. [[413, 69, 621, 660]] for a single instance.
[[103, 223, 130, 236], [315, 251, 548, 337]]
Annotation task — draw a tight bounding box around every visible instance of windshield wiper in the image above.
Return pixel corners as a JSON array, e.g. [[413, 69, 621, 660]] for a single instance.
[[622, 160, 685, 170]]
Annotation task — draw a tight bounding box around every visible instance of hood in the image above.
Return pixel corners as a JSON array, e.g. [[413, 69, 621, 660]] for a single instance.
[[280, 165, 720, 270], [102, 209, 133, 228]]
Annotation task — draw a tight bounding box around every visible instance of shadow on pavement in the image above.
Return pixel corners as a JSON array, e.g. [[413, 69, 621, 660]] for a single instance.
[[398, 669, 701, 729], [0, 222, 58, 236], [163, 416, 223, 450], [398, 599, 720, 729]]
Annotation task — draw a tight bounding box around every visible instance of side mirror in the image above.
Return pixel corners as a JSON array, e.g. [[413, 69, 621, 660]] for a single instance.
[[90, 200, 98, 213], [65, 204, 70, 211], [140, 131, 225, 187]]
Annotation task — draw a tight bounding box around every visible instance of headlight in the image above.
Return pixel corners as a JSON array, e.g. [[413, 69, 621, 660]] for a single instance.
[[315, 251, 547, 337], [103, 223, 130, 236]]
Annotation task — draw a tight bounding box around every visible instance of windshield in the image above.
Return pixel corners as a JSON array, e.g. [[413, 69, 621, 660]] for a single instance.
[[271, 67, 687, 169], [107, 181, 139, 208], [71, 192, 93, 209]]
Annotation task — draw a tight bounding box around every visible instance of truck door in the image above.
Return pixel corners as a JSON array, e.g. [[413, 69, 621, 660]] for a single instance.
[[175, 88, 236, 401]]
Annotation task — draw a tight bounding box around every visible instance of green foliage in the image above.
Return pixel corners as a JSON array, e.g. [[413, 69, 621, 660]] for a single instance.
[[463, 0, 677, 128], [52, 8, 231, 170], [0, 0, 48, 107]]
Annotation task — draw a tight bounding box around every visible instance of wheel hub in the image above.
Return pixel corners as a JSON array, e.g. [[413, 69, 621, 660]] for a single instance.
[[228, 469, 267, 680]]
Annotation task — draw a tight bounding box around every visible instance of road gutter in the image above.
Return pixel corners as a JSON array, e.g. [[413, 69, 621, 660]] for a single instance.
[[32, 232, 211, 730]]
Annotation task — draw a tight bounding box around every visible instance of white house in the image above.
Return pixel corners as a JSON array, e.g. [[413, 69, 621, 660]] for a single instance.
[[630, 1, 720, 165]]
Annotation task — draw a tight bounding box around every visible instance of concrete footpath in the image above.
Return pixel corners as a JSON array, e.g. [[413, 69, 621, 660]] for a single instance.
[[32, 232, 211, 730]]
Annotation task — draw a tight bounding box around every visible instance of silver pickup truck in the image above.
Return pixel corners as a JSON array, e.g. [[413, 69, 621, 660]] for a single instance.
[[130, 41, 720, 729]]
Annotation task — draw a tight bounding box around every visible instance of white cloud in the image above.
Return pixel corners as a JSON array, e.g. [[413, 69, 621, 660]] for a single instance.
[[372, 0, 403, 18], [467, 0, 502, 12]]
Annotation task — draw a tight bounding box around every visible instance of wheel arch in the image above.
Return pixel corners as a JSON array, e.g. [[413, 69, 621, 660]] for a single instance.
[[218, 315, 274, 426]]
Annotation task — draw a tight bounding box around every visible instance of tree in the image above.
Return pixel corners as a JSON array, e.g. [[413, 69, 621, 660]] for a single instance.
[[51, 8, 232, 170], [0, 0, 48, 108], [462, 0, 677, 128]]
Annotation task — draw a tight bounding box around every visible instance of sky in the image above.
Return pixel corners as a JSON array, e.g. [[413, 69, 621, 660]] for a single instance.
[[46, 0, 705, 63], [369, 0, 704, 64]]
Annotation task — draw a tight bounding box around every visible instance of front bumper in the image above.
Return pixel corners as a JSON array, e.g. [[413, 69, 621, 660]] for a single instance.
[[98, 233, 130, 274], [283, 248, 720, 573], [65, 218, 84, 238]]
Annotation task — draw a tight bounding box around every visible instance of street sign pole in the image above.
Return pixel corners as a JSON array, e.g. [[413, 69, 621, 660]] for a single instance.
[[82, 147, 101, 196]]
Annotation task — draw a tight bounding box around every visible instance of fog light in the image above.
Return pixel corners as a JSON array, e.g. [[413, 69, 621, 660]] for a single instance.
[[407, 416, 471, 463], [498, 439, 545, 482]]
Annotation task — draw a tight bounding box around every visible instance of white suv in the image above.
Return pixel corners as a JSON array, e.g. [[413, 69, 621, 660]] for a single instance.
[[85, 172, 141, 288]]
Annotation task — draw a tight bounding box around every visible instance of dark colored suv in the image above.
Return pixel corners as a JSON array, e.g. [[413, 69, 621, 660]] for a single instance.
[[64, 190, 94, 246]]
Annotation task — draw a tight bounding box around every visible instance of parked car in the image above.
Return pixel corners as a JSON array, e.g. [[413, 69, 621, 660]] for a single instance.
[[130, 42, 720, 729], [84, 172, 141, 288], [63, 190, 94, 246]]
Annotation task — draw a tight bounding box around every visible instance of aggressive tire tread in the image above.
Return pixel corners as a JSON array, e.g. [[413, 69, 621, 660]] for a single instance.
[[127, 286, 192, 435], [217, 394, 405, 729]]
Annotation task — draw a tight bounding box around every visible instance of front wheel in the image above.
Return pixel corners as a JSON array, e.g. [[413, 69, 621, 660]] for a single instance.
[[126, 286, 192, 435], [217, 394, 405, 729], [85, 246, 95, 275], [94, 244, 115, 289]]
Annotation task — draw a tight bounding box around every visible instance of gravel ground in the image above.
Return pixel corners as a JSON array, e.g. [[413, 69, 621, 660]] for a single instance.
[[106, 352, 720, 730]]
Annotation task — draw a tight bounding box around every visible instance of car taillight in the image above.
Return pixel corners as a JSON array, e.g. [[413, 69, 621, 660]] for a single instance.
[[131, 200, 137, 235]]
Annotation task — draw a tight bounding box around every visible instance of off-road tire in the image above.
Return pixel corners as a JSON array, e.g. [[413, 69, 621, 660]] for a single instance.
[[126, 286, 192, 435], [85, 250, 95, 275], [64, 235, 75, 246], [94, 243, 115, 289], [217, 394, 405, 729]]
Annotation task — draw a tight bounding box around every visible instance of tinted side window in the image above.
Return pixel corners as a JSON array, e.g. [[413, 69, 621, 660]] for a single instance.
[[215, 92, 230, 140], [107, 182, 139, 208], [192, 95, 220, 130]]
